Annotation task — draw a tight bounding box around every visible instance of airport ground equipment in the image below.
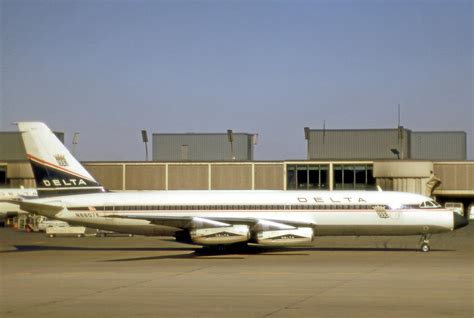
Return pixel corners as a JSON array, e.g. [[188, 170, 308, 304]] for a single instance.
[[46, 226, 86, 238]]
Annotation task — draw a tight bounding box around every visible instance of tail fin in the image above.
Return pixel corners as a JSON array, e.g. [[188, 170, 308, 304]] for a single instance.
[[17, 122, 105, 197]]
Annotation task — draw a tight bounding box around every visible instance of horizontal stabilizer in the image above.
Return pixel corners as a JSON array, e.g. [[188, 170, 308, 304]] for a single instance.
[[18, 200, 64, 218]]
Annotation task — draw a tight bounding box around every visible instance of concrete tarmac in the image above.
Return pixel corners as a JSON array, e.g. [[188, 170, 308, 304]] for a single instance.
[[1, 226, 473, 318]]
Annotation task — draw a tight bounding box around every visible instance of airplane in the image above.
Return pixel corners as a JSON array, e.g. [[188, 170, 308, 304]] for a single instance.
[[9, 122, 469, 252], [0, 187, 38, 226]]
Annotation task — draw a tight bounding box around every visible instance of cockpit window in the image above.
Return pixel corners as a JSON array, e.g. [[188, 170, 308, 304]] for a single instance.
[[423, 201, 433, 208], [420, 201, 441, 208], [431, 201, 441, 208]]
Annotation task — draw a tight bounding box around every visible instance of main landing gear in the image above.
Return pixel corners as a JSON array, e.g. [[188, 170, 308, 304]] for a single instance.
[[420, 234, 431, 252]]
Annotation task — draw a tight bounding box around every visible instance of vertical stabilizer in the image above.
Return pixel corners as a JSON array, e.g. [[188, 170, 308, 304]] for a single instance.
[[17, 122, 105, 196]]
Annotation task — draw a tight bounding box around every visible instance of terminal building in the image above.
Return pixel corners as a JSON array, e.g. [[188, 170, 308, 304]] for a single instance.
[[152, 132, 257, 161], [0, 127, 472, 208], [305, 127, 466, 160]]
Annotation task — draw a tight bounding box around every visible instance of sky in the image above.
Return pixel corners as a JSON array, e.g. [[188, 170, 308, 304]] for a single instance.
[[1, 0, 472, 161]]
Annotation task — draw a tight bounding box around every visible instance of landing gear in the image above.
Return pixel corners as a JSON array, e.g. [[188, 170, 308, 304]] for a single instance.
[[421, 243, 430, 252], [420, 234, 431, 252]]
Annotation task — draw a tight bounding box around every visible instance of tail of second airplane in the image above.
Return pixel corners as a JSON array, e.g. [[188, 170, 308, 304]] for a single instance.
[[17, 122, 105, 197]]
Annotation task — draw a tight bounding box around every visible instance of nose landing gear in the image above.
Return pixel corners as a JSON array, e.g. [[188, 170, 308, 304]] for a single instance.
[[420, 234, 431, 252], [421, 242, 430, 252]]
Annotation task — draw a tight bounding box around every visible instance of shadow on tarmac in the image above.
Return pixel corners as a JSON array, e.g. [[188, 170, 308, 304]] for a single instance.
[[2, 244, 454, 262], [2, 245, 195, 253], [100, 245, 455, 262]]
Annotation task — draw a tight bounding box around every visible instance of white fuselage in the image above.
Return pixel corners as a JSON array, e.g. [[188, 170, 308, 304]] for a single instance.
[[27, 190, 456, 237]]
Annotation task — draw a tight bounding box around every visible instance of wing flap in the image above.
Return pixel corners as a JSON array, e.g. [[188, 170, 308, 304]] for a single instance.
[[108, 214, 193, 228], [109, 214, 231, 229], [108, 214, 315, 230], [253, 219, 296, 231]]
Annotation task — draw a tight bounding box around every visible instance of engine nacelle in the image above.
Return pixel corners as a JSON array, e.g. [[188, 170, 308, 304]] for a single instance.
[[189, 225, 250, 245], [256, 227, 314, 246]]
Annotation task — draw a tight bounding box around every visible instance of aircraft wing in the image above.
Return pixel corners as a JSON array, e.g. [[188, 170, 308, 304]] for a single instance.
[[108, 214, 316, 230]]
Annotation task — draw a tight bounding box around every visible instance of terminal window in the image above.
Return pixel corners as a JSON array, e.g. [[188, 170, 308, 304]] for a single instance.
[[334, 164, 374, 190], [287, 164, 329, 190]]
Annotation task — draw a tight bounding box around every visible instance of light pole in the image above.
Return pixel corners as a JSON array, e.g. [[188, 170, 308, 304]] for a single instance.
[[141, 130, 149, 161], [72, 132, 80, 156], [227, 129, 235, 161], [390, 148, 400, 159], [304, 127, 310, 160]]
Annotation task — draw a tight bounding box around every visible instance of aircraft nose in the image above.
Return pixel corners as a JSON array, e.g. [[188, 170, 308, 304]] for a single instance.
[[453, 212, 469, 230]]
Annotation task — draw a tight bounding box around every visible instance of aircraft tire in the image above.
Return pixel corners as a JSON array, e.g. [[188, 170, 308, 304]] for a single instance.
[[421, 243, 430, 252]]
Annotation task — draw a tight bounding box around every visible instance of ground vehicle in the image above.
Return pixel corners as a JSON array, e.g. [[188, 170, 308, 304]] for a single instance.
[[46, 226, 86, 237], [468, 204, 474, 220], [38, 218, 69, 232], [445, 202, 464, 216]]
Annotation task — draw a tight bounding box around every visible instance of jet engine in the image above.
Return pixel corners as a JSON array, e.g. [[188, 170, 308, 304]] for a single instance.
[[189, 225, 250, 245], [255, 227, 314, 246]]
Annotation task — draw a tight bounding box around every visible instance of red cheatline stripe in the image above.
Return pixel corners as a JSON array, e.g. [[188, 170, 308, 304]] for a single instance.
[[27, 154, 96, 182]]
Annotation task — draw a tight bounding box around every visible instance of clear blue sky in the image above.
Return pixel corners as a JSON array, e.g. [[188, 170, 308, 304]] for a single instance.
[[1, 0, 472, 160]]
